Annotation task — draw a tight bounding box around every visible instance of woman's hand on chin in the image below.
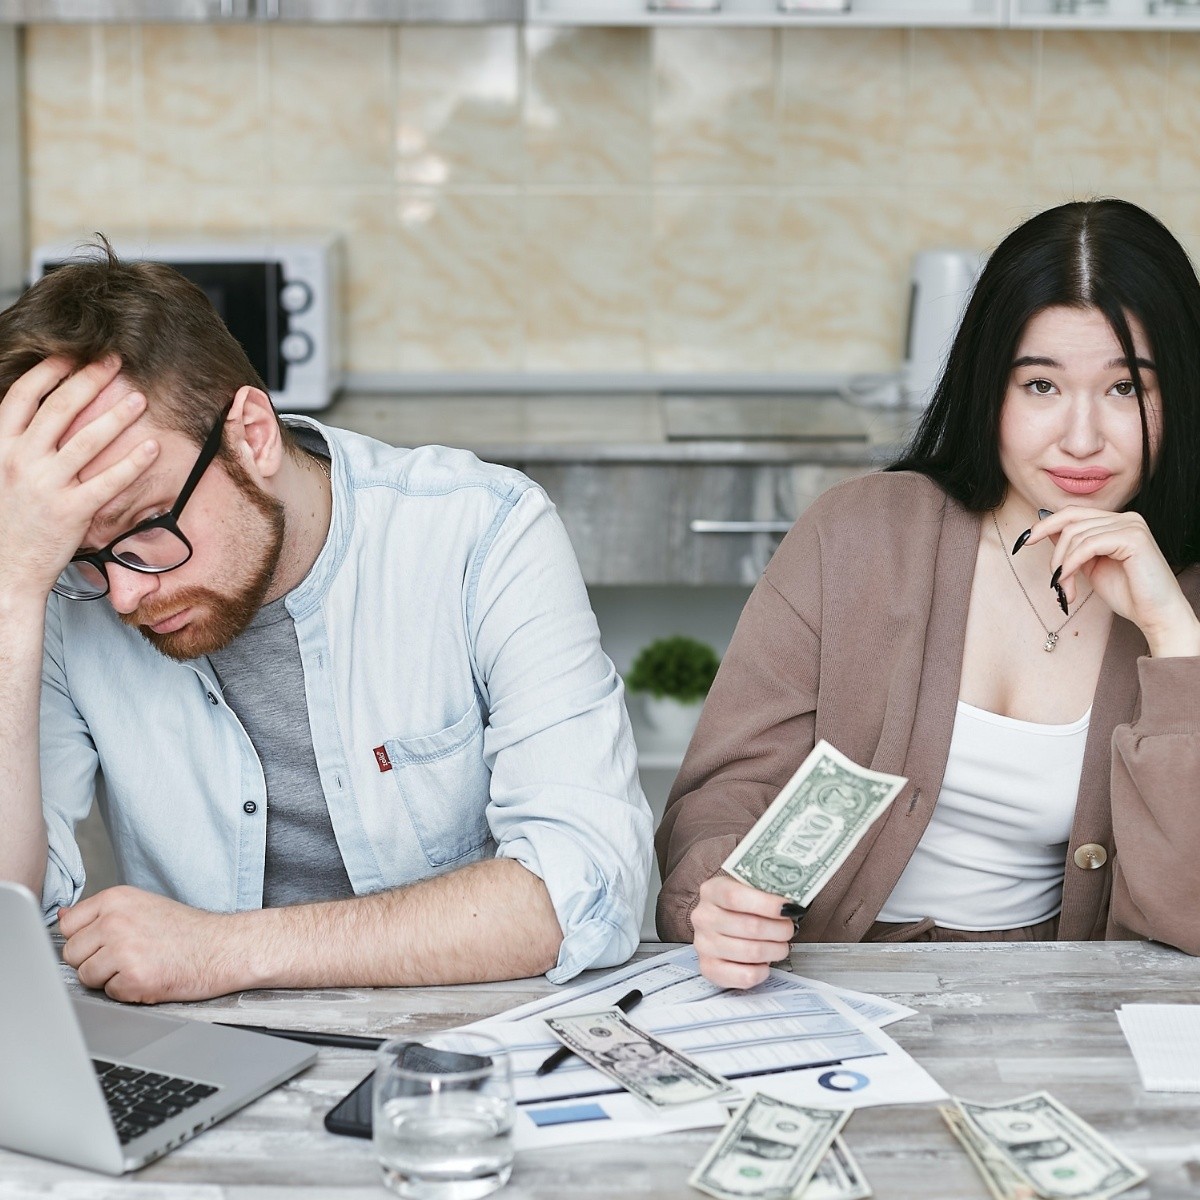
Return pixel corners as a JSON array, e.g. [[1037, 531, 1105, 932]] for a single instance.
[[1027, 507, 1200, 657], [691, 874, 798, 989]]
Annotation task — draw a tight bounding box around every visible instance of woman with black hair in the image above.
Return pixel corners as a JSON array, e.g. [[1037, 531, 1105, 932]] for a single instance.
[[655, 199, 1200, 987]]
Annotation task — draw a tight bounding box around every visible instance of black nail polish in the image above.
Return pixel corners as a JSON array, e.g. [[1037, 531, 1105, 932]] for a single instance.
[[1012, 529, 1032, 555], [1050, 565, 1062, 590], [1054, 583, 1069, 616], [1038, 508, 1054, 520], [780, 902, 806, 919]]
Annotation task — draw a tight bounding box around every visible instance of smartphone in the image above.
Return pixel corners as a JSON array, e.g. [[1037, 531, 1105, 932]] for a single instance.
[[324, 1070, 375, 1138], [323, 1044, 493, 1139]]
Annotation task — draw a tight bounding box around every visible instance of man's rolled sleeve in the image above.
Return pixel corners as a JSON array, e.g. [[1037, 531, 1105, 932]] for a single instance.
[[469, 486, 653, 983], [38, 597, 101, 919], [497, 810, 648, 983]]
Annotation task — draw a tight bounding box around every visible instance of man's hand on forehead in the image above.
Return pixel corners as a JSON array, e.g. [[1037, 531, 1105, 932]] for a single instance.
[[0, 355, 161, 603], [56, 366, 149, 451]]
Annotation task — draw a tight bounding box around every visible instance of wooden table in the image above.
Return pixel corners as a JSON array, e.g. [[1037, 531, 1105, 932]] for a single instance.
[[6, 941, 1199, 1198]]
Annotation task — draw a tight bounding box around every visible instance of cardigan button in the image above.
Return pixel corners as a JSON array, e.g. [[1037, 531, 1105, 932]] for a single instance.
[[1073, 843, 1107, 870]]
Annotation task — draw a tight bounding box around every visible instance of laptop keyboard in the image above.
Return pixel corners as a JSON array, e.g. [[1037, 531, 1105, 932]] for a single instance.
[[92, 1059, 219, 1145]]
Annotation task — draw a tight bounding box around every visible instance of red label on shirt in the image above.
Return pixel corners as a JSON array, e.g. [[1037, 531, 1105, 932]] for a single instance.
[[373, 745, 393, 773]]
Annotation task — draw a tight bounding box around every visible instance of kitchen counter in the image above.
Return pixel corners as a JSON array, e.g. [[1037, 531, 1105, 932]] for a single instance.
[[317, 391, 920, 466]]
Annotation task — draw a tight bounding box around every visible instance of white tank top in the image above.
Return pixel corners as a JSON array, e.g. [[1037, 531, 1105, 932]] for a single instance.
[[876, 700, 1090, 931]]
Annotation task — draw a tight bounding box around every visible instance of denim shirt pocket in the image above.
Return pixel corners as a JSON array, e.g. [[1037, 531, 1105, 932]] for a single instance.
[[384, 703, 492, 869]]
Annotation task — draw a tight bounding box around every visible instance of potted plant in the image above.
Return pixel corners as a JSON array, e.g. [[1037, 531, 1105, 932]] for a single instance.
[[626, 635, 721, 744]]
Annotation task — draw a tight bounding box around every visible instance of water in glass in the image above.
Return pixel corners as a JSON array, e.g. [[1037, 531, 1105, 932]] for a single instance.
[[377, 1091, 513, 1200], [373, 1033, 514, 1200]]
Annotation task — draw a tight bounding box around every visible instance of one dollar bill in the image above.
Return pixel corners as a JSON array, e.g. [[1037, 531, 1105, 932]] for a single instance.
[[803, 1136, 873, 1200], [690, 1093, 850, 1200], [543, 1009, 734, 1108], [722, 740, 907, 907], [718, 1108, 871, 1200], [954, 1092, 1147, 1200], [940, 1105, 1036, 1200]]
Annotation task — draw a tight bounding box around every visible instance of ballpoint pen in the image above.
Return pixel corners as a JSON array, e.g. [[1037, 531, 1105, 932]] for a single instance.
[[535, 988, 644, 1076], [214, 1022, 385, 1051]]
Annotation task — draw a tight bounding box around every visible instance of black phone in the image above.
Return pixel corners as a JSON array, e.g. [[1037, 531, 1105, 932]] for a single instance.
[[323, 1044, 494, 1139], [324, 1070, 375, 1139]]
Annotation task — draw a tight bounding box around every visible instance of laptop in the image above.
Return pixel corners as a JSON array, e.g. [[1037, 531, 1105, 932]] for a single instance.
[[0, 881, 316, 1175]]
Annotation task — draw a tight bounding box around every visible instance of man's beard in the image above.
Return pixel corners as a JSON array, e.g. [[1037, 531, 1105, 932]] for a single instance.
[[121, 459, 286, 662]]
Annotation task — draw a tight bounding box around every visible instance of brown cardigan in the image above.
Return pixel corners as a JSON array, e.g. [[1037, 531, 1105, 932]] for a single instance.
[[655, 471, 1200, 952]]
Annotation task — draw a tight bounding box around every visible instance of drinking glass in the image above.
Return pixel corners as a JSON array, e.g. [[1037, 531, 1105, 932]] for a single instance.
[[373, 1032, 514, 1200]]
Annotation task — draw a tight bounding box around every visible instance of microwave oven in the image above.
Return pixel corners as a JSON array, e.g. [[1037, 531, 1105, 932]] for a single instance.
[[31, 236, 341, 412]]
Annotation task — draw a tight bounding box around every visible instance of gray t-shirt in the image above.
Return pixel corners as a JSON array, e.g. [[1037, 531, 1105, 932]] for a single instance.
[[208, 593, 355, 908]]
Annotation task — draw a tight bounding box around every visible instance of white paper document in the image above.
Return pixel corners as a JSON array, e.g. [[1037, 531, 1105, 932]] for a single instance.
[[1117, 1004, 1200, 1092], [458, 957, 943, 1149], [489, 944, 916, 1030]]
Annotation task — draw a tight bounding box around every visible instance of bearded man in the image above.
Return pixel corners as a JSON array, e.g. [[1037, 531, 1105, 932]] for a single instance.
[[0, 246, 651, 1003]]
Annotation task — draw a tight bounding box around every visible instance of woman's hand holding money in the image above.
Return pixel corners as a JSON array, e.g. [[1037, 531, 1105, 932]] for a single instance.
[[692, 875, 796, 989]]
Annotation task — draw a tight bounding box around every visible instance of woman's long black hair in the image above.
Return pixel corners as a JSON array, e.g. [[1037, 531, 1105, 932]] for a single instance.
[[890, 199, 1200, 568]]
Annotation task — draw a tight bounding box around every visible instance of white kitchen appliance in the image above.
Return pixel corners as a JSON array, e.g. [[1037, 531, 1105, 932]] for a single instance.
[[903, 248, 981, 410], [32, 236, 341, 412]]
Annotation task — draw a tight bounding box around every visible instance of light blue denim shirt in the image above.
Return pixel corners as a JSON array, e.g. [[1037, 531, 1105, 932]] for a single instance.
[[39, 419, 653, 983]]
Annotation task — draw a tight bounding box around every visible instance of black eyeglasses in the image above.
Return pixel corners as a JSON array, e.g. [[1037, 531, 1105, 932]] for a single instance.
[[54, 402, 233, 601]]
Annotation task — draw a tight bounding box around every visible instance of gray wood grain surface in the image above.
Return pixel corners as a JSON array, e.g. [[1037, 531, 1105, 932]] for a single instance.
[[5, 941, 1198, 1198]]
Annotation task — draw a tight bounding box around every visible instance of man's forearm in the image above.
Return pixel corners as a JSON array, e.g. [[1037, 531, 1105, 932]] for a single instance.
[[224, 857, 564, 990], [0, 595, 50, 895]]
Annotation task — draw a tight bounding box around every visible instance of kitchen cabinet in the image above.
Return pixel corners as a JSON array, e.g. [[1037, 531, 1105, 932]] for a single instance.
[[0, 0, 251, 18], [0, 0, 518, 17], [527, 0, 1004, 27], [2, 0, 1192, 24], [1009, 0, 1200, 29], [516, 460, 864, 585], [263, 0, 522, 19]]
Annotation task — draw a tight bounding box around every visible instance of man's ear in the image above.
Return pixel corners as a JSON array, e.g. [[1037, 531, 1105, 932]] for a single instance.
[[225, 386, 284, 481]]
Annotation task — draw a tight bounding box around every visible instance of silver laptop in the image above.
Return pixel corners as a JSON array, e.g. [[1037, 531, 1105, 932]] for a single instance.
[[0, 881, 316, 1175]]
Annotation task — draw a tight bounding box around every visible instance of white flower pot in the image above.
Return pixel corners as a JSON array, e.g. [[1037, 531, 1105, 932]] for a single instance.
[[641, 694, 705, 745]]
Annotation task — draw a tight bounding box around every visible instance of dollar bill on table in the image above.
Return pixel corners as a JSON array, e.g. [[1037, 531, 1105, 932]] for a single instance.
[[954, 1092, 1147, 1200], [722, 740, 908, 907], [543, 1009, 734, 1109], [803, 1136, 872, 1200], [720, 1107, 871, 1200], [690, 1093, 851, 1200], [940, 1105, 1035, 1200]]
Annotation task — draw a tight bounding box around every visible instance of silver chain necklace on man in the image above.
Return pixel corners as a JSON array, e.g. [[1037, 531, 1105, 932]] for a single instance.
[[990, 510, 1095, 652]]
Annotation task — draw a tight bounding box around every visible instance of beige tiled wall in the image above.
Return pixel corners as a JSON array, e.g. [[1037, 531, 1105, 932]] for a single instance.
[[23, 23, 1200, 375]]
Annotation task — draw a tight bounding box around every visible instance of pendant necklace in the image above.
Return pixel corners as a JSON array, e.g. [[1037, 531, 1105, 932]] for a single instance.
[[990, 511, 1094, 652]]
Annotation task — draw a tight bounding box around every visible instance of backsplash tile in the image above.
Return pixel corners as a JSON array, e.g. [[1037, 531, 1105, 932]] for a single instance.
[[26, 26, 143, 241], [525, 27, 651, 186], [906, 29, 1035, 190], [396, 26, 523, 188], [651, 192, 779, 371], [777, 192, 910, 373], [397, 188, 524, 371], [525, 191, 652, 370], [1163, 35, 1200, 189], [22, 22, 1200, 377], [268, 26, 393, 187], [1034, 32, 1166, 195], [142, 26, 266, 187], [779, 28, 906, 188], [652, 28, 777, 187]]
